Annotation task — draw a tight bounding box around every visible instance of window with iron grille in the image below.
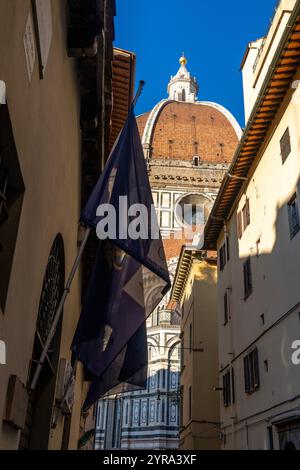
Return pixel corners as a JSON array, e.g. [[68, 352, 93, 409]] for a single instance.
[[280, 127, 291, 164], [244, 348, 260, 394], [287, 194, 300, 239], [243, 257, 253, 299], [219, 243, 226, 271], [20, 234, 65, 450], [35, 235, 65, 351], [0, 104, 25, 311]]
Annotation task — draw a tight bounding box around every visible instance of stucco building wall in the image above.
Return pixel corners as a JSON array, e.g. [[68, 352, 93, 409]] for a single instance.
[[179, 259, 220, 450], [217, 71, 300, 448]]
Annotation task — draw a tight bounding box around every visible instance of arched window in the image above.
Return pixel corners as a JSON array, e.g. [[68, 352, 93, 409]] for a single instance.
[[182, 89, 186, 102], [19, 234, 65, 450], [175, 193, 213, 228], [193, 155, 200, 166]]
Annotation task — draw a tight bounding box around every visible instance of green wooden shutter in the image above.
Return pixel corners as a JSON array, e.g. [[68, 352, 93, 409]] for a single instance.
[[253, 348, 260, 389], [244, 355, 250, 393]]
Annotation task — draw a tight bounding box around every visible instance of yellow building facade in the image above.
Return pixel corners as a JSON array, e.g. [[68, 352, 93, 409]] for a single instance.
[[171, 248, 220, 450]]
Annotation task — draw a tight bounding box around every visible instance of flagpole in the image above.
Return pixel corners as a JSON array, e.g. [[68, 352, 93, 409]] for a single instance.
[[133, 80, 145, 108], [29, 82, 145, 394]]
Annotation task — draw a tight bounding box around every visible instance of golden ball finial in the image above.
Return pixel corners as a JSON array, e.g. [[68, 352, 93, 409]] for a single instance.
[[179, 52, 187, 66]]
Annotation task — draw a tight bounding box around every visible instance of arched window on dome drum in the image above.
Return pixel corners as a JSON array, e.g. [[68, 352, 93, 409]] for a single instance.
[[193, 155, 199, 166], [181, 89, 186, 102], [175, 193, 213, 228]]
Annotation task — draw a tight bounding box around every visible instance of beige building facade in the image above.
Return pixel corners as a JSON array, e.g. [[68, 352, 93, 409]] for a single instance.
[[204, 0, 300, 450], [0, 0, 133, 450], [171, 249, 220, 450], [0, 0, 83, 450]]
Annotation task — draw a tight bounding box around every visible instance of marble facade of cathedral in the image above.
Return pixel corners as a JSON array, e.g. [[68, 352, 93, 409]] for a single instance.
[[94, 55, 241, 450]]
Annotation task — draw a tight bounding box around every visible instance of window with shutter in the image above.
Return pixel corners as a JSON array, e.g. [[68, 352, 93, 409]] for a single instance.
[[224, 291, 228, 325], [253, 348, 260, 389], [243, 257, 253, 299], [243, 263, 246, 294], [226, 236, 230, 261], [238, 199, 251, 240], [242, 198, 250, 231], [287, 194, 300, 239], [222, 244, 226, 269], [280, 127, 291, 164], [231, 368, 235, 404], [219, 243, 226, 271], [245, 198, 250, 226], [242, 204, 247, 231], [244, 348, 260, 394], [244, 355, 250, 393], [222, 375, 226, 405], [237, 211, 242, 239], [223, 371, 231, 407]]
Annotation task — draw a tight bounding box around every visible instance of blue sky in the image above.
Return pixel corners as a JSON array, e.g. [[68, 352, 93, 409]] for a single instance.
[[115, 0, 277, 127]]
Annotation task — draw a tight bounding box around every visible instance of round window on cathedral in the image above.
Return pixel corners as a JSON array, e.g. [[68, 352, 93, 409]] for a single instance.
[[175, 193, 212, 228]]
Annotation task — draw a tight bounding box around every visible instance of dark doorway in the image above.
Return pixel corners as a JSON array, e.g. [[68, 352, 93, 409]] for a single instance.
[[284, 441, 297, 450]]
